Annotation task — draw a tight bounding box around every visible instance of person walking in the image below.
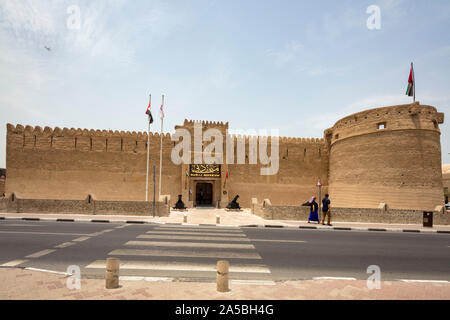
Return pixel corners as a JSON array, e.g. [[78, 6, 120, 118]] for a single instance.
[[321, 193, 332, 226], [303, 196, 319, 224]]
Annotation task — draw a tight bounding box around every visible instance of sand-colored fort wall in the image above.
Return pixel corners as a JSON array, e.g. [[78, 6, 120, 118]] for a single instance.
[[0, 179, 4, 196], [6, 124, 181, 202], [174, 120, 329, 207], [443, 165, 450, 202], [5, 121, 328, 208], [2, 193, 169, 216], [4, 102, 445, 211], [226, 136, 328, 207], [327, 102, 444, 211], [0, 198, 6, 212], [251, 198, 450, 224]]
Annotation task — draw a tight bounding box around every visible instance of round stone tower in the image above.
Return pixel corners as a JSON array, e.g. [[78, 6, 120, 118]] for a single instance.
[[325, 102, 445, 210]]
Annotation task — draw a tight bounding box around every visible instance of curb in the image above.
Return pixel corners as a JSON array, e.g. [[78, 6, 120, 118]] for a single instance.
[[240, 224, 450, 234], [1, 266, 448, 285], [1, 216, 449, 234]]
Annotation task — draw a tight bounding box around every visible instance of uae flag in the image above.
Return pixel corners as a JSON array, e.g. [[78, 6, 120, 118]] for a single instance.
[[406, 63, 415, 97], [145, 99, 154, 124]]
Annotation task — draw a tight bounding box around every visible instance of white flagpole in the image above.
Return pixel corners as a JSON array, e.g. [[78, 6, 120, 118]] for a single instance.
[[146, 94, 151, 201], [412, 62, 415, 103], [159, 94, 164, 199]]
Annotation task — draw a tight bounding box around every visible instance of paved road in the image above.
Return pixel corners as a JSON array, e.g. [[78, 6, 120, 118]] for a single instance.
[[0, 220, 449, 283]]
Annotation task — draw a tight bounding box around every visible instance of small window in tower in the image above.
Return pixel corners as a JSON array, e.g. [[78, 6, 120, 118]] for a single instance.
[[335, 134, 339, 140], [377, 122, 386, 130]]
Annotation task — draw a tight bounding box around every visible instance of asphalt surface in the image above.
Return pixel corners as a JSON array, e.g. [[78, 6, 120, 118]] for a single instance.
[[0, 220, 449, 282]]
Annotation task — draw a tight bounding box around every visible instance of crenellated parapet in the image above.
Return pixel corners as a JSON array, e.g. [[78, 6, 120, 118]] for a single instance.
[[325, 102, 445, 146], [227, 134, 324, 145], [7, 123, 174, 139], [182, 119, 229, 129], [6, 123, 175, 153], [7, 120, 327, 161]]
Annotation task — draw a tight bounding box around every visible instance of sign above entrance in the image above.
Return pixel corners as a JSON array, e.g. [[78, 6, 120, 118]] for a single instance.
[[189, 164, 221, 177]]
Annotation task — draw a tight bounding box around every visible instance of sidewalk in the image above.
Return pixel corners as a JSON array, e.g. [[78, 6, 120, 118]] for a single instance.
[[1, 268, 449, 300], [1, 209, 449, 300], [1, 209, 450, 233]]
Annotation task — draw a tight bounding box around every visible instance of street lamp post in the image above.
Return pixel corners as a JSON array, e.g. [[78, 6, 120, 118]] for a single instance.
[[317, 177, 322, 223]]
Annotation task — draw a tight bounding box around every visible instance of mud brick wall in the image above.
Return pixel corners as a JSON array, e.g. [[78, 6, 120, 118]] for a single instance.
[[3, 194, 169, 217], [0, 179, 5, 196], [5, 103, 445, 211], [0, 198, 7, 213], [326, 102, 445, 211], [251, 198, 450, 225]]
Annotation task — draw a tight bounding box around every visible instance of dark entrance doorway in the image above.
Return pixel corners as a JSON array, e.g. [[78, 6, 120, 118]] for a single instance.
[[196, 183, 213, 206]]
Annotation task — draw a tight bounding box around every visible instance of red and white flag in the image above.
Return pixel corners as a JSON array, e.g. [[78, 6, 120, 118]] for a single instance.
[[160, 95, 165, 120]]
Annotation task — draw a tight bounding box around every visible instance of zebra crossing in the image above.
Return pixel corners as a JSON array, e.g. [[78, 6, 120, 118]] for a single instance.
[[85, 224, 274, 284]]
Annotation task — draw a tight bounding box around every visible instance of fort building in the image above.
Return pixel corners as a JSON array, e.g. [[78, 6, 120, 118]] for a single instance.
[[0, 168, 5, 196], [443, 164, 450, 204], [3, 102, 446, 211]]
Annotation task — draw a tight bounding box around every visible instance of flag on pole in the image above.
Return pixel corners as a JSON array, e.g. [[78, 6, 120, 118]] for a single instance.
[[160, 98, 165, 120], [406, 63, 415, 98], [146, 96, 154, 124]]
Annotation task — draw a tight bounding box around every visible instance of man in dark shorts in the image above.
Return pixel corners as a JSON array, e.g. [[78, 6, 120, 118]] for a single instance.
[[321, 194, 331, 226]]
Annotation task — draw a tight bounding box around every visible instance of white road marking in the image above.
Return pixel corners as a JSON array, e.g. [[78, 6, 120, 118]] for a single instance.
[[0, 231, 90, 236], [54, 242, 76, 248], [109, 248, 262, 260], [313, 277, 357, 281], [1, 259, 28, 267], [137, 235, 251, 242], [85, 260, 271, 273], [0, 224, 48, 227], [73, 236, 91, 242], [125, 240, 255, 249], [146, 231, 247, 237], [119, 276, 174, 282], [399, 279, 449, 283], [24, 267, 71, 276], [155, 226, 242, 233], [250, 239, 306, 243], [231, 280, 276, 286], [26, 249, 56, 258]]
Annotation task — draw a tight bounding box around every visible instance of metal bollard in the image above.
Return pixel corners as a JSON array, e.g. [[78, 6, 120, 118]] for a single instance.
[[216, 260, 229, 292], [183, 214, 187, 223], [216, 215, 220, 224], [105, 258, 120, 289]]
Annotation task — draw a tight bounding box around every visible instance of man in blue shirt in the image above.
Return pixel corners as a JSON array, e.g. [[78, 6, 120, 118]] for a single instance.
[[321, 194, 331, 226]]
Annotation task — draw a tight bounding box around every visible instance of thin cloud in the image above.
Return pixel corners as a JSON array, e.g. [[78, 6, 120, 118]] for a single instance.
[[267, 40, 347, 77]]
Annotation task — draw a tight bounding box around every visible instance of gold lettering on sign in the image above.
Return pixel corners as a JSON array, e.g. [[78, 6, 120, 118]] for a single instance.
[[189, 164, 221, 177]]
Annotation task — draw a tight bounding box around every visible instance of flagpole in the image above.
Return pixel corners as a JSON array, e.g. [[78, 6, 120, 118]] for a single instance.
[[159, 94, 164, 200], [146, 94, 151, 202], [412, 62, 415, 102]]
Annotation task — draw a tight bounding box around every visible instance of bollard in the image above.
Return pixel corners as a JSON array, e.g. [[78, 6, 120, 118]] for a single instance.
[[183, 214, 187, 223], [217, 260, 229, 292], [105, 258, 120, 289], [216, 215, 220, 224]]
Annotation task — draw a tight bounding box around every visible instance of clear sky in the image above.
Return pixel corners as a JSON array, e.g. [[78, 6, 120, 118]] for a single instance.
[[0, 0, 449, 168]]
